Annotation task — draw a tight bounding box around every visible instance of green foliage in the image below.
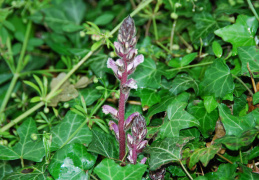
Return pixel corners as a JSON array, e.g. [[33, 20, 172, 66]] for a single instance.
[[1, 0, 259, 179], [94, 159, 147, 180], [48, 143, 97, 179]]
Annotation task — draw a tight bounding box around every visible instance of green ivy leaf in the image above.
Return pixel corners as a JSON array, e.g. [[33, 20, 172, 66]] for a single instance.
[[130, 57, 162, 89], [215, 15, 258, 55], [0, 118, 45, 162], [51, 111, 92, 151], [215, 129, 258, 151], [203, 96, 218, 113], [0, 161, 13, 179], [248, 146, 259, 160], [48, 143, 97, 180], [3, 162, 47, 180], [192, 12, 220, 45], [238, 164, 259, 179], [200, 58, 234, 98], [203, 163, 238, 180], [146, 95, 175, 125], [160, 102, 199, 138], [0, 146, 19, 160], [94, 158, 147, 180], [146, 137, 193, 171], [187, 101, 218, 138], [237, 46, 259, 77], [218, 104, 257, 136], [169, 74, 199, 95], [189, 144, 221, 169], [88, 128, 119, 159], [233, 94, 247, 116], [86, 54, 109, 77], [253, 92, 259, 105], [135, 88, 161, 107], [168, 53, 197, 68]]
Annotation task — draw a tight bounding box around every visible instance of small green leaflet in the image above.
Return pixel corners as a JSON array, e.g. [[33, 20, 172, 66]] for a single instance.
[[200, 58, 234, 98], [88, 128, 119, 159], [50, 111, 92, 151], [215, 128, 258, 151], [212, 41, 222, 58], [215, 15, 258, 55], [94, 158, 147, 180], [146, 137, 193, 170], [169, 74, 199, 95], [48, 143, 97, 180], [189, 144, 221, 169], [237, 46, 259, 78], [0, 118, 45, 162], [160, 102, 199, 138]]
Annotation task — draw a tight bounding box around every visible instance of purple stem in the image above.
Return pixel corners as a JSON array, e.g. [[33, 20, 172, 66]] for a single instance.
[[132, 144, 137, 164], [118, 55, 128, 161]]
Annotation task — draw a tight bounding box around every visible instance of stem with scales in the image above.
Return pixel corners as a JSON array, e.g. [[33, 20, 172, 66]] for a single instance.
[[118, 55, 128, 160]]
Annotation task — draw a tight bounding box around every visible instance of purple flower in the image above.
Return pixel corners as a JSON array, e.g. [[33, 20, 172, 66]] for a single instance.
[[127, 114, 147, 164], [103, 16, 145, 162]]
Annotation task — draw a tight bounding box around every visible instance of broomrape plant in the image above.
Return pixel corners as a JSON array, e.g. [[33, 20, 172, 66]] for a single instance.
[[102, 16, 147, 164]]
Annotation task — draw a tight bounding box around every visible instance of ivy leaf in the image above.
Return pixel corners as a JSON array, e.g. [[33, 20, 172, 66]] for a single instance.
[[3, 162, 47, 180], [169, 74, 199, 95], [0, 118, 45, 162], [200, 58, 234, 98], [51, 111, 92, 151], [203, 96, 218, 113], [237, 46, 259, 77], [61, 0, 86, 25], [135, 88, 161, 108], [253, 92, 259, 105], [189, 144, 221, 169], [160, 102, 199, 138], [187, 101, 218, 138], [130, 57, 162, 89], [248, 146, 259, 160], [215, 15, 258, 55], [0, 161, 13, 179], [48, 143, 97, 180], [218, 104, 256, 136], [215, 129, 258, 151], [88, 128, 119, 159], [192, 12, 224, 45], [94, 158, 147, 180], [146, 137, 193, 171], [87, 54, 109, 77], [146, 95, 175, 125], [238, 164, 259, 179], [203, 163, 238, 180], [12, 118, 45, 162], [233, 94, 247, 116], [0, 146, 19, 160]]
